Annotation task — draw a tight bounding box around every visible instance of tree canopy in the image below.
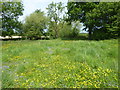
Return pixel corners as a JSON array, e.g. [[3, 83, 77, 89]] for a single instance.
[[46, 2, 65, 38], [23, 9, 48, 40], [67, 2, 120, 40], [1, 1, 24, 36]]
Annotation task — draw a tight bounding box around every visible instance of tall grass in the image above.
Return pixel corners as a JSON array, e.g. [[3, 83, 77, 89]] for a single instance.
[[2, 39, 118, 88]]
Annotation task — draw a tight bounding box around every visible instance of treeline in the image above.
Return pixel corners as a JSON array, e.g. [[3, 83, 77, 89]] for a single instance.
[[1, 1, 120, 40]]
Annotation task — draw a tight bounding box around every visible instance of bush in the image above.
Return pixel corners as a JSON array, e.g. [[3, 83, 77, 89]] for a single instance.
[[59, 23, 80, 38], [92, 28, 118, 40]]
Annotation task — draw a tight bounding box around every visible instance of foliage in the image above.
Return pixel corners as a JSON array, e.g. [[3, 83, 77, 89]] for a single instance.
[[58, 21, 81, 39], [58, 22, 72, 38], [67, 2, 97, 39], [2, 39, 118, 88], [46, 2, 65, 38], [67, 2, 120, 40], [1, 1, 24, 36], [86, 2, 120, 40], [46, 1, 81, 39], [70, 21, 82, 38], [23, 9, 48, 40]]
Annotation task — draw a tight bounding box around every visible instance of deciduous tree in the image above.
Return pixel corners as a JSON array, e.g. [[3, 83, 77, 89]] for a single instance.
[[46, 2, 65, 38], [1, 0, 24, 36], [86, 2, 120, 39], [23, 9, 48, 40], [67, 2, 120, 40], [67, 2, 98, 39]]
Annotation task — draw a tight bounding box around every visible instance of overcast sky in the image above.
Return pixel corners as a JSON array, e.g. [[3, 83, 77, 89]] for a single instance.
[[18, 0, 68, 22]]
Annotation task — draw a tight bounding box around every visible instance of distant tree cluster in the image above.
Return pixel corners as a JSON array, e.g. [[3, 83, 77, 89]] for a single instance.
[[1, 1, 119, 40]]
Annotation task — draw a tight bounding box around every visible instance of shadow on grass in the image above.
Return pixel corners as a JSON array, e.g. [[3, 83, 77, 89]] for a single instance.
[[61, 34, 118, 41], [61, 33, 89, 41], [61, 36, 88, 41]]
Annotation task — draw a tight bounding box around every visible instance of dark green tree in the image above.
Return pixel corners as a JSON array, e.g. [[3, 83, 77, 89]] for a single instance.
[[1, 1, 24, 36], [67, 2, 99, 39], [86, 2, 120, 39], [67, 2, 120, 40]]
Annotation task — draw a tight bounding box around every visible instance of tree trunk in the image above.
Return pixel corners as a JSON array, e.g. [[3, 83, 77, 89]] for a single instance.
[[88, 29, 92, 40], [55, 29, 58, 38], [54, 21, 58, 39]]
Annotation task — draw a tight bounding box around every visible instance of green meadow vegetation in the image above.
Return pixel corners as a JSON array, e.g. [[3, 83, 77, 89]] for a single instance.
[[2, 39, 118, 88]]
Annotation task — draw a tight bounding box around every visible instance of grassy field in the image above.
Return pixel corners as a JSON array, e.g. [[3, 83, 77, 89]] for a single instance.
[[1, 39, 118, 88]]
